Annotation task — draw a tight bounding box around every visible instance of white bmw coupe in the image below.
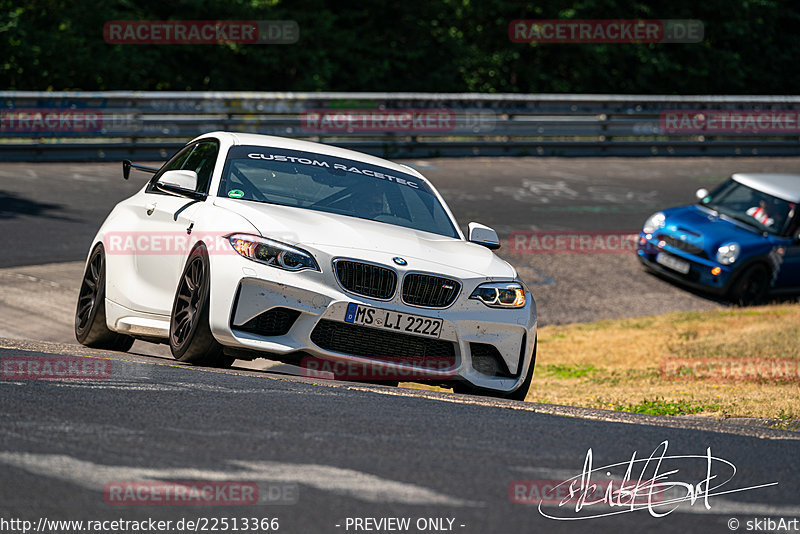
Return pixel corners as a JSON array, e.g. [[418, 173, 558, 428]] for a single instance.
[[75, 132, 537, 399]]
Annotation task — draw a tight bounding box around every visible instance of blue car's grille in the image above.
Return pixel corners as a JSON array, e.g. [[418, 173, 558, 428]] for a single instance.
[[659, 235, 707, 259]]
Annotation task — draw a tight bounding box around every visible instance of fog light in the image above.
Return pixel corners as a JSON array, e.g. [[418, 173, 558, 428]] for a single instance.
[[711, 267, 721, 276]]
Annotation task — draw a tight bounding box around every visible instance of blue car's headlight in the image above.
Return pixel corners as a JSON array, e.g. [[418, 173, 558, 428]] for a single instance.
[[470, 282, 526, 308], [716, 243, 740, 265], [642, 212, 666, 235], [228, 234, 319, 272]]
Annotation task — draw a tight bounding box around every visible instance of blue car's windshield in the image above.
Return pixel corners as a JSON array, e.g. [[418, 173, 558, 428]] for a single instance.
[[218, 146, 459, 238], [701, 179, 796, 236]]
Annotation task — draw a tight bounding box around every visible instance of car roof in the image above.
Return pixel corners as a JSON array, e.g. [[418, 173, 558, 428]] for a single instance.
[[731, 173, 800, 203], [197, 131, 427, 181]]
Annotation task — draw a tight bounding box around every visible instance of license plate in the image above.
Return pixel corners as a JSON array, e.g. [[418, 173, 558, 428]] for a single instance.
[[344, 303, 442, 339], [656, 252, 690, 274]]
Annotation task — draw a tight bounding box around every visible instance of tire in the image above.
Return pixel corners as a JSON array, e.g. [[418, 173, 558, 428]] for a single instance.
[[74, 244, 135, 351], [729, 263, 770, 306], [454, 336, 537, 401], [169, 246, 234, 368]]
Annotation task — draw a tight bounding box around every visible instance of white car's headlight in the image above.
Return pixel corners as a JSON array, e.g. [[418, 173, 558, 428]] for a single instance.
[[716, 242, 740, 265], [228, 234, 319, 272], [470, 282, 526, 308], [642, 212, 666, 234]]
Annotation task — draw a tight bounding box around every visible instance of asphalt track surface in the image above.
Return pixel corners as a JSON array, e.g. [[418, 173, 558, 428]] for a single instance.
[[1, 339, 799, 534], [2, 158, 800, 533]]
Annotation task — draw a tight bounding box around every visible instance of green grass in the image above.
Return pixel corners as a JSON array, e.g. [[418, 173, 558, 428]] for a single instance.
[[613, 398, 721, 416], [769, 410, 799, 430], [542, 363, 599, 379]]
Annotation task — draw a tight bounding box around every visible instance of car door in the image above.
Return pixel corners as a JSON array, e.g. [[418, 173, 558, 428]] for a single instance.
[[127, 139, 220, 316], [773, 211, 800, 289]]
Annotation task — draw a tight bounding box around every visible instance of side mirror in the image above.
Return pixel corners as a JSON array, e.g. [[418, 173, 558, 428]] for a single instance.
[[468, 222, 500, 250], [695, 188, 709, 201], [156, 170, 199, 197]]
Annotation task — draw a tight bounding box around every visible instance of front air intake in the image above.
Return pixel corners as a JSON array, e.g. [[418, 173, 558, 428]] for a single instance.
[[237, 307, 300, 336], [470, 343, 514, 378]]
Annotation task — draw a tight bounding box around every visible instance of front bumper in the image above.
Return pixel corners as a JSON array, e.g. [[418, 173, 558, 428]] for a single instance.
[[636, 232, 735, 295], [207, 252, 537, 393]]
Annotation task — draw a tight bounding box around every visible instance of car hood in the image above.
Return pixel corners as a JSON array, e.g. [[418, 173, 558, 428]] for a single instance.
[[213, 198, 516, 279], [660, 204, 772, 254]]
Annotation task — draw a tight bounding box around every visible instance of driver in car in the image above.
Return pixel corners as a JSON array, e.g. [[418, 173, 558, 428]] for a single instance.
[[747, 199, 775, 227], [356, 187, 386, 219]]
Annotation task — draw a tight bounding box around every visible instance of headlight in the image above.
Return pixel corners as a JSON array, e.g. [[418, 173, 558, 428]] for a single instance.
[[228, 234, 319, 272], [642, 212, 666, 234], [716, 242, 740, 265], [470, 282, 526, 308]]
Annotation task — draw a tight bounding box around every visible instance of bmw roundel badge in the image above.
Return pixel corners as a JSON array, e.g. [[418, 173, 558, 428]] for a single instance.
[[393, 257, 407, 266]]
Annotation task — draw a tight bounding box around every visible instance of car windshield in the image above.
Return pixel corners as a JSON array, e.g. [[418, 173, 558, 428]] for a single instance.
[[701, 178, 796, 236], [219, 146, 459, 238]]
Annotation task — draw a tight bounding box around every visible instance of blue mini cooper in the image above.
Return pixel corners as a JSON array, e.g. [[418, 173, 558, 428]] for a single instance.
[[637, 173, 800, 304]]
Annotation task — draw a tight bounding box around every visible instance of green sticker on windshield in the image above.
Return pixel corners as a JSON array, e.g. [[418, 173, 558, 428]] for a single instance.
[[228, 189, 244, 199]]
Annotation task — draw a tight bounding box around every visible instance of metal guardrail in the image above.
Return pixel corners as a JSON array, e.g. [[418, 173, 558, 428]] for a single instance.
[[1, 91, 799, 161]]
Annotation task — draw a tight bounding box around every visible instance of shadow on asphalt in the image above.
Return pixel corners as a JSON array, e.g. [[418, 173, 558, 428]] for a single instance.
[[0, 190, 74, 221]]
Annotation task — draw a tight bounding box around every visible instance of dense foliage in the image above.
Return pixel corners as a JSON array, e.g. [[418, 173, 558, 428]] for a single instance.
[[2, 0, 797, 94]]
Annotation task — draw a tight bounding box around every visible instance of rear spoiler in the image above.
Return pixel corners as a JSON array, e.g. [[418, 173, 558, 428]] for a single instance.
[[122, 160, 159, 180]]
